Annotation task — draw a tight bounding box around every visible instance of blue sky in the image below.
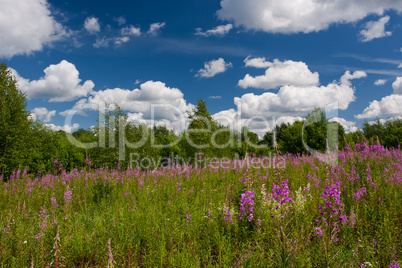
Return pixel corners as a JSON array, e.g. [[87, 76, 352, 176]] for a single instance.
[[1, 0, 402, 135]]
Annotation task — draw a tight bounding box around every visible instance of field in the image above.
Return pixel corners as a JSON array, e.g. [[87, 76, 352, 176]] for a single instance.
[[0, 143, 401, 267]]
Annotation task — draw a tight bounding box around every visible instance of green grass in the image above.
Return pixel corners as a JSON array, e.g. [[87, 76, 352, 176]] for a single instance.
[[0, 147, 401, 267]]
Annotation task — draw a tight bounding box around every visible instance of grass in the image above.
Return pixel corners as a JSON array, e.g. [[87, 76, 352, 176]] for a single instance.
[[0, 143, 401, 267]]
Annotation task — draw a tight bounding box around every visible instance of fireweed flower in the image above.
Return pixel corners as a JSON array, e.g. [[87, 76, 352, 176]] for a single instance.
[[314, 227, 324, 237], [51, 197, 60, 208], [64, 190, 73, 203], [353, 187, 367, 202], [389, 261, 400, 268], [272, 180, 292, 205], [239, 191, 255, 222], [186, 214, 191, 226], [223, 207, 234, 227]]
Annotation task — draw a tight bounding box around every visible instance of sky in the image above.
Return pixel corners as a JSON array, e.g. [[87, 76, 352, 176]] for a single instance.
[[1, 0, 402, 136]]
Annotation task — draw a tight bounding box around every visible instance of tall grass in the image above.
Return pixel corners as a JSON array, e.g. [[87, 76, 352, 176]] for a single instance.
[[0, 143, 401, 267]]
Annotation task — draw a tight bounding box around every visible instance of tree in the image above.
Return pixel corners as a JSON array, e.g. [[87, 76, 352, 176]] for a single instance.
[[185, 99, 218, 158], [0, 63, 32, 177]]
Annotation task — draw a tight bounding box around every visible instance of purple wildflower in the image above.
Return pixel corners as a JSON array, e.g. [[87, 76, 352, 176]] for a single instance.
[[390, 261, 400, 268], [51, 197, 59, 208], [239, 191, 255, 222], [64, 190, 73, 203], [186, 214, 191, 226], [314, 227, 324, 237]]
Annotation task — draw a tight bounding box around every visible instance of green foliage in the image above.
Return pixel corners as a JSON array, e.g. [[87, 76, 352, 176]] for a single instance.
[[361, 118, 402, 148], [265, 108, 346, 155], [0, 63, 32, 177], [92, 180, 113, 204]]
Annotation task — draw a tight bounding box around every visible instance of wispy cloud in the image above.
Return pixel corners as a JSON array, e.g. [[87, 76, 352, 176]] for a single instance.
[[335, 53, 402, 66]]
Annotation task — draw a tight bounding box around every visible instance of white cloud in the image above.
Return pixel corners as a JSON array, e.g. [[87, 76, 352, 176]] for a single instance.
[[31, 107, 56, 123], [46, 123, 80, 133], [368, 115, 402, 125], [196, 58, 232, 78], [195, 24, 233, 37], [94, 37, 110, 48], [236, 70, 365, 119], [339, 70, 367, 86], [121, 25, 141, 36], [208, 96, 222, 99], [0, 0, 66, 58], [213, 108, 303, 138], [84, 17, 100, 34], [355, 94, 402, 119], [374, 79, 387, 86], [217, 0, 402, 34], [115, 16, 126, 26], [329, 117, 359, 133], [147, 22, 166, 35], [392, 77, 402, 95], [78, 81, 194, 121], [93, 25, 141, 48], [244, 56, 271, 68], [114, 36, 130, 46], [238, 59, 320, 90], [59, 109, 88, 117], [10, 60, 94, 102], [360, 16, 392, 42], [213, 71, 365, 137]]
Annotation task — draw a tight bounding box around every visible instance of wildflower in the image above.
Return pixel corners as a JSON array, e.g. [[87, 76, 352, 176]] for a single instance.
[[51, 197, 60, 208], [186, 214, 191, 226], [64, 190, 73, 203], [272, 179, 292, 205], [314, 227, 324, 237], [239, 191, 255, 222], [389, 261, 400, 268], [223, 208, 233, 227]]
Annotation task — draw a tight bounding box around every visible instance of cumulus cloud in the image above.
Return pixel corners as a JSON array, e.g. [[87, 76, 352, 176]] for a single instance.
[[355, 94, 402, 119], [374, 79, 387, 86], [212, 71, 365, 137], [213, 108, 303, 138], [217, 0, 402, 34], [0, 0, 66, 58], [93, 37, 110, 48], [368, 115, 402, 125], [31, 107, 56, 123], [360, 16, 392, 42], [392, 77, 402, 95], [329, 117, 359, 133], [121, 25, 141, 36], [244, 56, 271, 68], [78, 81, 194, 122], [10, 60, 94, 102], [196, 58, 232, 78], [114, 36, 130, 46], [238, 59, 320, 90], [46, 123, 80, 133], [147, 22, 166, 35], [195, 24, 233, 37], [84, 17, 100, 34], [236, 70, 365, 119], [339, 70, 367, 86]]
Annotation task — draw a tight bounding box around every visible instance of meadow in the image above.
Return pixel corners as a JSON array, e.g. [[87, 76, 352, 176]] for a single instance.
[[0, 143, 401, 267]]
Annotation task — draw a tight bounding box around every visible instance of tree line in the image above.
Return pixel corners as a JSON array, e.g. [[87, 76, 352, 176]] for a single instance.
[[1, 62, 401, 178]]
